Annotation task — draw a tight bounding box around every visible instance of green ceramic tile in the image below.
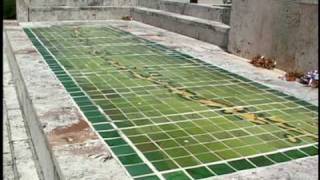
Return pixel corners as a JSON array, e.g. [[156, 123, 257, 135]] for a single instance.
[[186, 167, 214, 179], [173, 156, 200, 167], [105, 138, 127, 147], [126, 164, 153, 176], [284, 149, 308, 159], [215, 149, 241, 160], [99, 130, 121, 139], [165, 148, 191, 157], [163, 171, 191, 180], [248, 156, 274, 167], [208, 163, 236, 175], [228, 159, 255, 170], [195, 152, 221, 163], [118, 154, 143, 165], [144, 151, 169, 161], [300, 146, 318, 156], [111, 145, 135, 156], [134, 175, 160, 180], [93, 123, 113, 131], [266, 152, 292, 163], [152, 159, 179, 171]]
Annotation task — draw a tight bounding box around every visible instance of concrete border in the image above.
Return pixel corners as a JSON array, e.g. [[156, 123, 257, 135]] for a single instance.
[[5, 28, 62, 180]]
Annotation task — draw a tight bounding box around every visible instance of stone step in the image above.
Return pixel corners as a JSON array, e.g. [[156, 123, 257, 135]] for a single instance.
[[137, 0, 231, 24], [132, 7, 230, 48]]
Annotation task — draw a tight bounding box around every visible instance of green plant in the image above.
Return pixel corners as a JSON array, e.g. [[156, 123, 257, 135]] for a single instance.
[[4, 0, 16, 19]]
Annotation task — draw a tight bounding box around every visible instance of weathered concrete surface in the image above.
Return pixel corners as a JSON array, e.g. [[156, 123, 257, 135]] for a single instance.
[[228, 0, 318, 73], [29, 6, 131, 21], [4, 22, 130, 180], [132, 7, 230, 48], [136, 0, 231, 24], [29, 0, 137, 7], [11, 20, 319, 179], [3, 33, 41, 180], [16, 0, 29, 22]]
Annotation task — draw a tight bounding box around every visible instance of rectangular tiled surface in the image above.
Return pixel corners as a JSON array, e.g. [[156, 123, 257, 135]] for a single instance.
[[24, 26, 318, 180]]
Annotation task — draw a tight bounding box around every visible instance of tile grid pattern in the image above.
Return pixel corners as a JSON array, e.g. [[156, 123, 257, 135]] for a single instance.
[[24, 26, 318, 180]]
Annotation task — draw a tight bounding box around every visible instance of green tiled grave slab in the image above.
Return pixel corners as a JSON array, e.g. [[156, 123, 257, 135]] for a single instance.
[[24, 26, 318, 180]]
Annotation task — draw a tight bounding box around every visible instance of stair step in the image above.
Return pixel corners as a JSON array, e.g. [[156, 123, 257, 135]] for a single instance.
[[132, 7, 230, 48], [137, 0, 231, 24]]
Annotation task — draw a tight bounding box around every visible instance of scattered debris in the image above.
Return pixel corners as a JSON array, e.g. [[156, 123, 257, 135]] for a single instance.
[[121, 16, 133, 21], [299, 70, 318, 88], [250, 55, 276, 70], [284, 71, 303, 81]]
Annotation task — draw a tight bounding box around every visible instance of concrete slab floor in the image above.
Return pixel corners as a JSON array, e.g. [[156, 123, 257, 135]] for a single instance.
[[7, 20, 319, 180]]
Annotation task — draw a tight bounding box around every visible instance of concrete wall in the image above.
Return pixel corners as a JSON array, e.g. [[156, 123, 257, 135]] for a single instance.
[[29, 0, 137, 7], [228, 0, 318, 73], [132, 7, 230, 48], [16, 0, 29, 22], [29, 6, 131, 21]]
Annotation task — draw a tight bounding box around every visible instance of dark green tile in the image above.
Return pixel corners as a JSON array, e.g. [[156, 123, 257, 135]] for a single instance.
[[208, 163, 236, 175], [99, 130, 121, 139], [163, 171, 191, 180], [111, 145, 135, 156], [228, 159, 255, 170], [266, 152, 292, 163], [118, 154, 143, 165], [300, 146, 318, 156], [126, 164, 153, 176], [105, 138, 127, 147], [93, 123, 113, 131], [87, 115, 109, 123], [186, 167, 214, 179], [248, 156, 274, 167], [134, 175, 160, 180], [284, 149, 308, 159]]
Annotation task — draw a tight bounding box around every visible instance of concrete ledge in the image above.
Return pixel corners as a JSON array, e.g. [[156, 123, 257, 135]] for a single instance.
[[132, 7, 230, 48], [29, 0, 137, 7], [5, 28, 62, 180], [29, 6, 132, 21], [136, 0, 231, 24]]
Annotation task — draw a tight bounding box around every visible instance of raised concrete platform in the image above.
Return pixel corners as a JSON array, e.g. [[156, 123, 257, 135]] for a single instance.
[[137, 0, 231, 24], [4, 20, 318, 180], [132, 7, 230, 48]]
